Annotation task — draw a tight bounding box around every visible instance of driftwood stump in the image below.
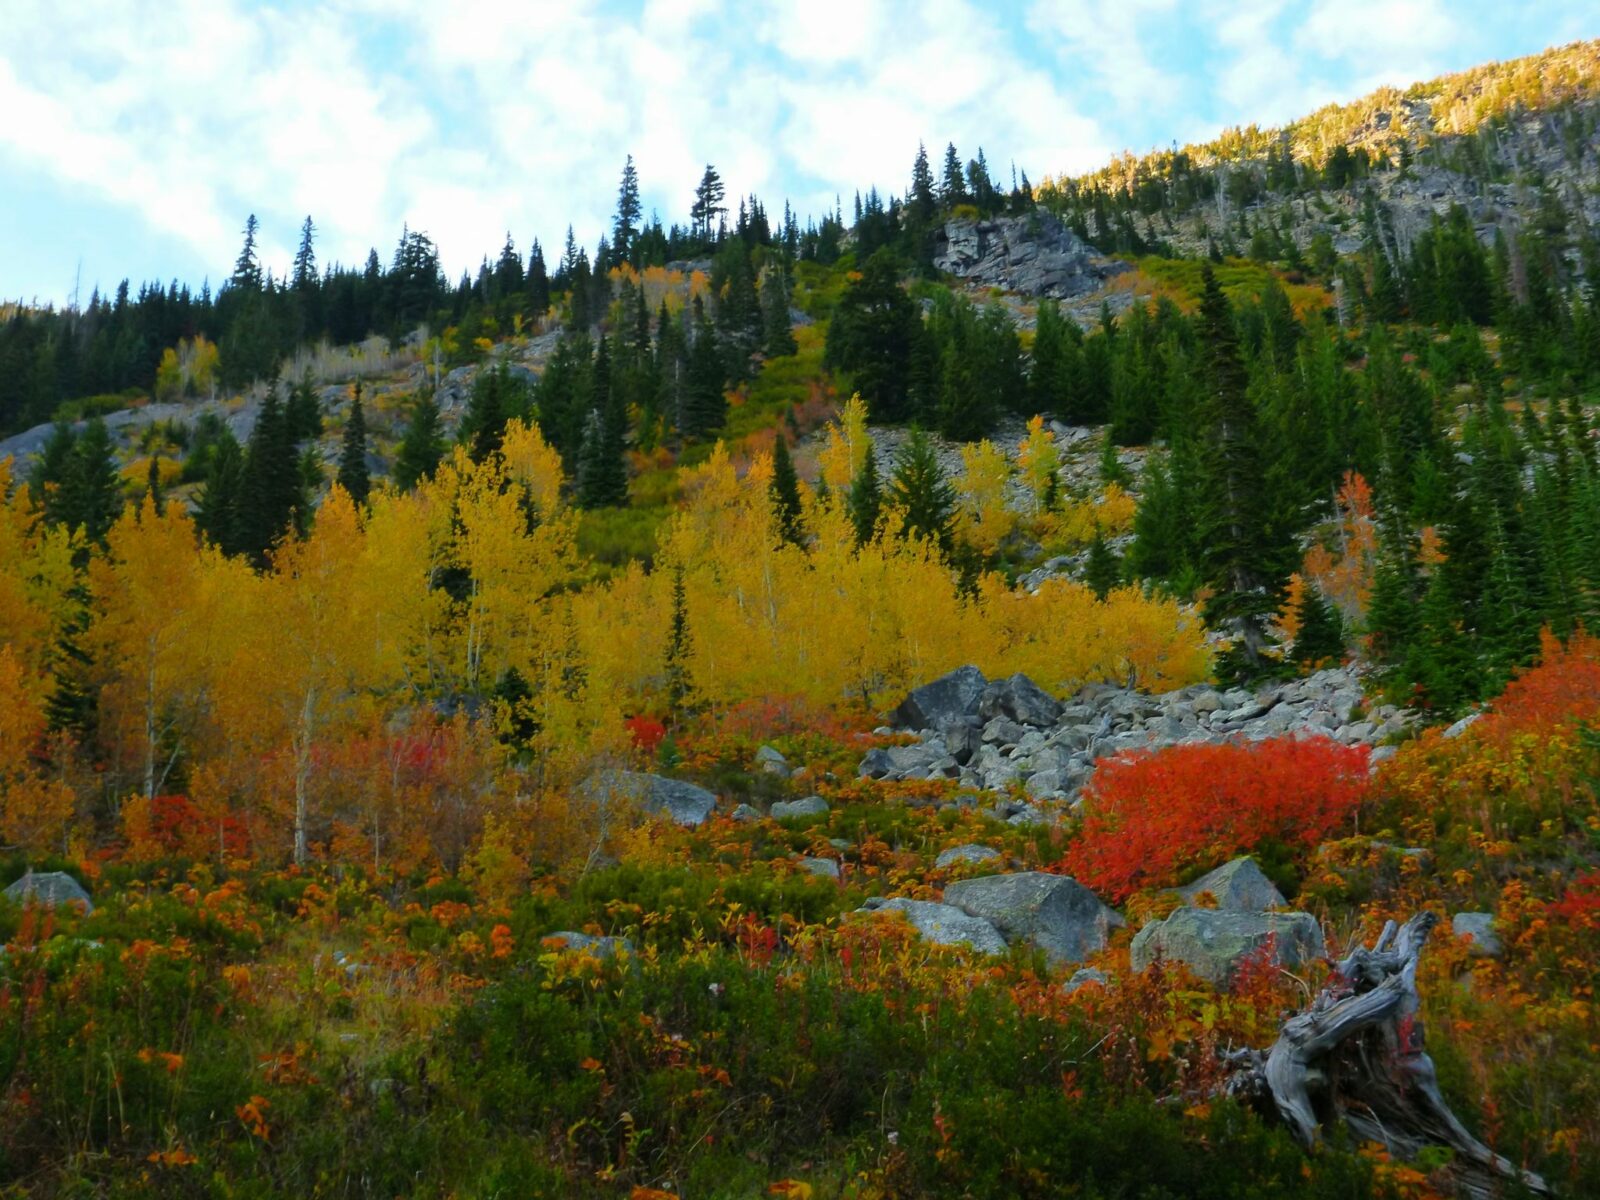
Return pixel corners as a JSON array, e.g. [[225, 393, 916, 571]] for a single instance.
[[1222, 912, 1550, 1198]]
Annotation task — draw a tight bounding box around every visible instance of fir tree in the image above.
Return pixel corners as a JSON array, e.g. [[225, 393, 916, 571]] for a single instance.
[[1085, 530, 1121, 598], [576, 406, 628, 509], [461, 362, 517, 462], [236, 388, 304, 567], [44, 578, 96, 737], [1292, 582, 1345, 667], [761, 267, 797, 358], [196, 436, 244, 554], [337, 385, 371, 504], [891, 429, 955, 552], [60, 418, 123, 547], [394, 391, 446, 490], [664, 566, 692, 719], [612, 155, 642, 266], [146, 453, 164, 516], [848, 450, 883, 546], [769, 435, 803, 547], [1192, 265, 1284, 670], [681, 298, 727, 439]]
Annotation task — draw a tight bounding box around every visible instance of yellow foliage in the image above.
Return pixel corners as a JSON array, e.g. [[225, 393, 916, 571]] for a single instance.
[[817, 394, 871, 492], [1016, 415, 1061, 512], [953, 440, 1016, 556]]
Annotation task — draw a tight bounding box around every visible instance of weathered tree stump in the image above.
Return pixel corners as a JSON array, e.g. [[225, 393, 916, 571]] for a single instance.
[[1222, 912, 1550, 1198]]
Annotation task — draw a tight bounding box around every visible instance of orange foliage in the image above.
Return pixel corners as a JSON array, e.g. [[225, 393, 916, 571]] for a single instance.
[[1060, 736, 1371, 901], [1301, 471, 1377, 625]]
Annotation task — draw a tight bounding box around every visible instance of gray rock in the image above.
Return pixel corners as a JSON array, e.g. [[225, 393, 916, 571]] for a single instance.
[[858, 897, 1008, 955], [3, 871, 92, 913], [981, 716, 1028, 746], [943, 872, 1123, 966], [934, 844, 1002, 870], [1007, 805, 1051, 828], [770, 795, 830, 820], [858, 748, 895, 779], [1176, 857, 1286, 911], [1025, 770, 1063, 800], [941, 722, 980, 765], [1063, 967, 1109, 993], [892, 665, 987, 730], [730, 803, 761, 823], [586, 770, 716, 827], [798, 856, 841, 880], [1130, 908, 1325, 985], [1452, 912, 1502, 958], [1442, 713, 1482, 740], [755, 745, 791, 778], [979, 673, 1064, 728], [543, 931, 635, 959], [931, 209, 1118, 299]]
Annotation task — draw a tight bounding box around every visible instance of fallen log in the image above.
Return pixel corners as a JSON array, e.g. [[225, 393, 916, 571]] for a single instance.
[[1222, 912, 1550, 1199]]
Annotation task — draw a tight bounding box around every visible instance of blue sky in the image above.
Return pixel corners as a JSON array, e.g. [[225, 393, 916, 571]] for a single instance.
[[2, 0, 1593, 306]]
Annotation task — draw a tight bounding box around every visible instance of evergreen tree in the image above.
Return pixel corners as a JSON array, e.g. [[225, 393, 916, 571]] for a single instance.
[[823, 249, 919, 422], [1192, 265, 1284, 670], [59, 418, 123, 546], [664, 566, 692, 719], [681, 298, 727, 439], [236, 388, 304, 566], [761, 267, 798, 358], [461, 362, 515, 462], [285, 377, 323, 441], [231, 214, 263, 291], [890, 429, 955, 551], [526, 240, 551, 316], [337, 385, 371, 504], [292, 216, 317, 290], [769, 435, 803, 547], [146, 452, 164, 516], [1292, 582, 1345, 666], [690, 165, 726, 244], [1085, 530, 1121, 598], [394, 391, 446, 490], [909, 142, 937, 225], [196, 436, 244, 553], [612, 155, 642, 266], [44, 579, 96, 737], [848, 449, 883, 546], [940, 142, 968, 205], [576, 406, 628, 509]]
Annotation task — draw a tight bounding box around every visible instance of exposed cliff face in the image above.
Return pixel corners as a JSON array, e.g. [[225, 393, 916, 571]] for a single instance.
[[931, 210, 1124, 298]]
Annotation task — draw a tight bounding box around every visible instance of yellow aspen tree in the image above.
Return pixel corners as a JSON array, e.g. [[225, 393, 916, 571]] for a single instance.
[[817, 393, 871, 492], [1016, 415, 1061, 512], [953, 439, 1017, 557]]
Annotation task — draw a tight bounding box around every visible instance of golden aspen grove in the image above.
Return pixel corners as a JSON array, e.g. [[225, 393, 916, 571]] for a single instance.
[[1, 25, 1599, 1200]]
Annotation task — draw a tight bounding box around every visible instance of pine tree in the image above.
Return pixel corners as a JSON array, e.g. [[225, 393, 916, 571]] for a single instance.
[[526, 240, 551, 317], [1085, 530, 1121, 598], [337, 385, 371, 504], [146, 453, 164, 516], [690, 165, 726, 244], [681, 299, 726, 439], [664, 566, 692, 719], [909, 142, 937, 225], [1192, 265, 1284, 670], [231, 214, 262, 291], [285, 377, 323, 441], [891, 429, 955, 552], [394, 391, 446, 490], [612, 155, 642, 266], [292, 216, 317, 290], [1098, 428, 1130, 488], [848, 449, 883, 546], [940, 142, 967, 205], [769, 435, 803, 547], [761, 267, 797, 357], [236, 388, 304, 566], [461, 362, 513, 462], [1292, 582, 1345, 667], [576, 406, 628, 509], [45, 578, 96, 737], [60, 418, 123, 546], [196, 436, 244, 553]]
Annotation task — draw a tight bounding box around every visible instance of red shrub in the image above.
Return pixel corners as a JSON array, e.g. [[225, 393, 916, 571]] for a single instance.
[[625, 715, 666, 755], [1059, 736, 1371, 902]]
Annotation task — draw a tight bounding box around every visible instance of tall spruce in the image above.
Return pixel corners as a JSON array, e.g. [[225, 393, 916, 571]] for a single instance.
[[848, 449, 883, 546], [394, 391, 446, 490], [890, 429, 955, 552], [769, 435, 804, 547], [337, 384, 371, 504]]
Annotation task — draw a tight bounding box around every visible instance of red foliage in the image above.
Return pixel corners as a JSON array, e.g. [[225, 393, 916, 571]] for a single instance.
[[624, 715, 666, 754], [1059, 736, 1371, 902], [147, 795, 251, 858], [1479, 630, 1600, 741], [1547, 872, 1600, 932]]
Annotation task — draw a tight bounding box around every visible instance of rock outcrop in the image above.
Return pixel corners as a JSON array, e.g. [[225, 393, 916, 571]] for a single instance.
[[858, 897, 1008, 954], [3, 870, 93, 913], [1175, 857, 1286, 911], [931, 209, 1120, 299], [585, 770, 717, 827]]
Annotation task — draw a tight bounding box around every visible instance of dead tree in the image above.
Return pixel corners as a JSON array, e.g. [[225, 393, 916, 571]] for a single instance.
[[1222, 912, 1550, 1199]]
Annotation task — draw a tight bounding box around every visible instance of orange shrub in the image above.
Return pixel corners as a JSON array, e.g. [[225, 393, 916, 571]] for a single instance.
[[1059, 736, 1371, 901]]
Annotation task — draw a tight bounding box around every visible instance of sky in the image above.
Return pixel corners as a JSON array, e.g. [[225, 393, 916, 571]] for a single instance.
[[1, 0, 1593, 306]]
